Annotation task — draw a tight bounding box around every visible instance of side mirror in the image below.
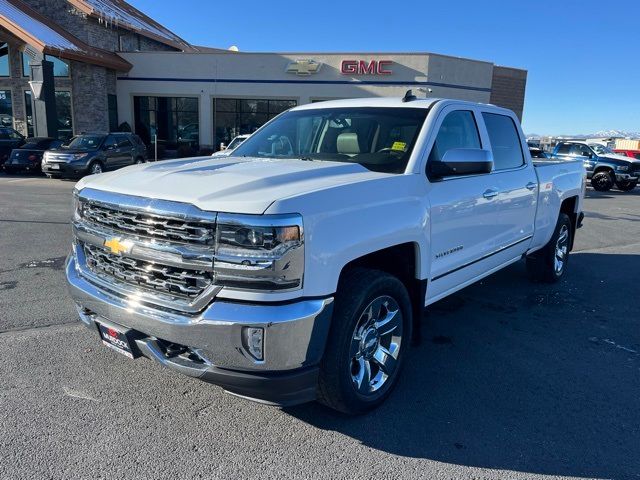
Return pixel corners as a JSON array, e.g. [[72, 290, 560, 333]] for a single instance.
[[430, 148, 494, 178], [105, 145, 115, 151]]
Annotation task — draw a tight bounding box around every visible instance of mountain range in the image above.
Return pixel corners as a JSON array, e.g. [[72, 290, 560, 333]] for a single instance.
[[527, 130, 640, 139]]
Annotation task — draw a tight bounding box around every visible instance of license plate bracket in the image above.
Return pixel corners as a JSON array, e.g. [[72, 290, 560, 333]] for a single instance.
[[95, 321, 141, 359]]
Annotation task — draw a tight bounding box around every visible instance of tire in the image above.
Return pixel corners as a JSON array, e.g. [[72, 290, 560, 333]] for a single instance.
[[134, 157, 144, 165], [88, 161, 104, 175], [591, 171, 614, 191], [526, 213, 572, 283], [615, 180, 637, 191], [317, 268, 412, 414]]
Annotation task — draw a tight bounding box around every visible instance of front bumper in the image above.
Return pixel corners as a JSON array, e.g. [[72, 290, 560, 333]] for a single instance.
[[66, 254, 334, 405], [615, 173, 639, 182], [42, 162, 89, 177]]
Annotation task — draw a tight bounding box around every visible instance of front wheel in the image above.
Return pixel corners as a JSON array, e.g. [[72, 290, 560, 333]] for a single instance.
[[88, 161, 103, 175], [615, 180, 637, 191], [591, 171, 614, 191], [317, 268, 412, 414], [526, 213, 572, 283]]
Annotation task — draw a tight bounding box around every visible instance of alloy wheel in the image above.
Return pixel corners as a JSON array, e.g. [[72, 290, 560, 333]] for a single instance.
[[554, 224, 569, 275], [349, 295, 403, 396]]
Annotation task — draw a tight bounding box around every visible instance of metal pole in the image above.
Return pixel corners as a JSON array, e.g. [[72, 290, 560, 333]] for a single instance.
[[154, 134, 157, 162]]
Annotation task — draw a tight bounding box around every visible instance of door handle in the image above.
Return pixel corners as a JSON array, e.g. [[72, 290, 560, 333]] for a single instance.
[[525, 182, 537, 191], [483, 189, 499, 199]]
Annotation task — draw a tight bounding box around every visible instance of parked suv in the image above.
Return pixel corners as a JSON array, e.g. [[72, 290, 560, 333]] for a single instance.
[[552, 141, 640, 191], [42, 132, 147, 178]]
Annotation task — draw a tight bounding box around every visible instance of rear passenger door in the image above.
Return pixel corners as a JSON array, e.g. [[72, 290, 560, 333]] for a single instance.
[[480, 111, 537, 257], [115, 136, 135, 166], [102, 135, 120, 169]]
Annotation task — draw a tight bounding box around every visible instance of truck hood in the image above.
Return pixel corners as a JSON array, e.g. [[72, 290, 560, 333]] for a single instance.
[[75, 156, 388, 214], [601, 154, 640, 164]]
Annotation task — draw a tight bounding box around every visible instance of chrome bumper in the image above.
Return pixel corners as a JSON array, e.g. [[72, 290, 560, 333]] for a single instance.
[[66, 254, 334, 373]]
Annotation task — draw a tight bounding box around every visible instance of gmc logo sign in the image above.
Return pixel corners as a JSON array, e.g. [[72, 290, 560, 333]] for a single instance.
[[341, 60, 393, 75]]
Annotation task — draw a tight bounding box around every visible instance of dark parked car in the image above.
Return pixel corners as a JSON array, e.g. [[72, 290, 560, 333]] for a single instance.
[[4, 137, 64, 174], [42, 132, 147, 178], [0, 127, 26, 170], [529, 147, 550, 159]]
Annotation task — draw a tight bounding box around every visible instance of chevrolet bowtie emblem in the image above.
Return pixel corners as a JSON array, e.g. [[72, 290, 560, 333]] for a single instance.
[[104, 237, 133, 255], [285, 59, 322, 76]]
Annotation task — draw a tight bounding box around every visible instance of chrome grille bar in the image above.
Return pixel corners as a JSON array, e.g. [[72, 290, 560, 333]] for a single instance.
[[84, 243, 212, 298], [77, 188, 216, 247]]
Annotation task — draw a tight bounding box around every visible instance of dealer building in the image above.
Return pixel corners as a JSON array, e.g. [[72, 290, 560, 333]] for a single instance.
[[0, 0, 527, 152]]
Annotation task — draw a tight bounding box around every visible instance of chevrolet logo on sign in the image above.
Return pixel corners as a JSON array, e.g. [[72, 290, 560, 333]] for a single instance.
[[285, 59, 322, 76], [104, 237, 134, 256]]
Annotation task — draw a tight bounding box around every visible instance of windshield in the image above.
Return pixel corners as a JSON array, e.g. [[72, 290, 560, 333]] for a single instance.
[[590, 144, 614, 155], [231, 107, 429, 174], [227, 136, 246, 150], [65, 135, 105, 150]]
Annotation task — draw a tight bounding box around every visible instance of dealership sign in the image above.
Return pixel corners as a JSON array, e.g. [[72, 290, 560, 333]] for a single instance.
[[285, 59, 322, 76], [341, 60, 393, 75]]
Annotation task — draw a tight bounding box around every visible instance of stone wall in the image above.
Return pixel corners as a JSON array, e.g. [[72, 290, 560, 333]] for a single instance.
[[490, 66, 528, 121], [70, 61, 109, 133]]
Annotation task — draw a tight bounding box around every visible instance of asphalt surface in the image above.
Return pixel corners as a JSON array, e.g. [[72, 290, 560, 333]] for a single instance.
[[1, 173, 638, 480]]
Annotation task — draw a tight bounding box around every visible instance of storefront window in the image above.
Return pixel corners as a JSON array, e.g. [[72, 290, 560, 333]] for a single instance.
[[22, 53, 69, 77], [134, 96, 199, 149], [24, 91, 34, 137], [55, 91, 73, 141], [0, 43, 9, 77], [213, 98, 296, 149], [108, 94, 118, 131], [0, 90, 13, 128]]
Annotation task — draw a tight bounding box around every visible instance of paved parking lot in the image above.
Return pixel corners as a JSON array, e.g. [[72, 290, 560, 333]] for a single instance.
[[1, 174, 639, 480]]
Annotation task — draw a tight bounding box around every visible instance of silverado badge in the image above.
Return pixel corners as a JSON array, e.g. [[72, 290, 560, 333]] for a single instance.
[[104, 237, 133, 256]]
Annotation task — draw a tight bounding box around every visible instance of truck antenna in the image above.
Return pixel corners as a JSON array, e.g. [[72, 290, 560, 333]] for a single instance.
[[402, 89, 417, 102]]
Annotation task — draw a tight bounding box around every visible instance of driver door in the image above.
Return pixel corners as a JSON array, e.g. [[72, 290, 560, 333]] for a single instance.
[[425, 107, 504, 303]]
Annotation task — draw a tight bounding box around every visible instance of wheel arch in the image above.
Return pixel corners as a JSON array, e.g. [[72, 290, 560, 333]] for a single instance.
[[560, 195, 579, 250], [593, 165, 614, 175], [337, 243, 426, 341]]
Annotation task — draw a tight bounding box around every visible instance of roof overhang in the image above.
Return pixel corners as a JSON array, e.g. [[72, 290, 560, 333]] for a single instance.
[[66, 0, 195, 52], [0, 0, 132, 71]]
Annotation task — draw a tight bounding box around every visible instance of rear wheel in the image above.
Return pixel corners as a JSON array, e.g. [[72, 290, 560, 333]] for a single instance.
[[526, 213, 572, 283], [134, 157, 144, 165], [591, 171, 614, 191], [317, 268, 412, 414], [615, 180, 637, 191]]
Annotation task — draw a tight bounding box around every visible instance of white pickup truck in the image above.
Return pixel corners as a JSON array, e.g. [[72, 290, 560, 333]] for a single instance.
[[66, 96, 585, 414]]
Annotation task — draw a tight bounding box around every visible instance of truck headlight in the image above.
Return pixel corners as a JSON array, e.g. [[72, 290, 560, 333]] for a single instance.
[[214, 213, 304, 291], [616, 165, 630, 171]]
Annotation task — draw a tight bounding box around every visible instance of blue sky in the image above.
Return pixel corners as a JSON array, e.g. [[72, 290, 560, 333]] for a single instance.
[[130, 0, 639, 135]]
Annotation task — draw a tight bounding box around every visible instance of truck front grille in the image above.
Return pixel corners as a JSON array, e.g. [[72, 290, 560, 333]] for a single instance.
[[81, 202, 215, 246], [83, 243, 213, 299]]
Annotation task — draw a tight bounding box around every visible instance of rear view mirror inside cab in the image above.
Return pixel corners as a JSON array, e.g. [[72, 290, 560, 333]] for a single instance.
[[429, 148, 494, 178]]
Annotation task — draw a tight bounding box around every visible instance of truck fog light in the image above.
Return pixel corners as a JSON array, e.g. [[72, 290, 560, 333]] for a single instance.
[[243, 327, 264, 361]]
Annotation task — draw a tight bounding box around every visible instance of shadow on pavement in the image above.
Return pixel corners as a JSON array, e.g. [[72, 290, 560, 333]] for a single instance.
[[285, 252, 639, 479]]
